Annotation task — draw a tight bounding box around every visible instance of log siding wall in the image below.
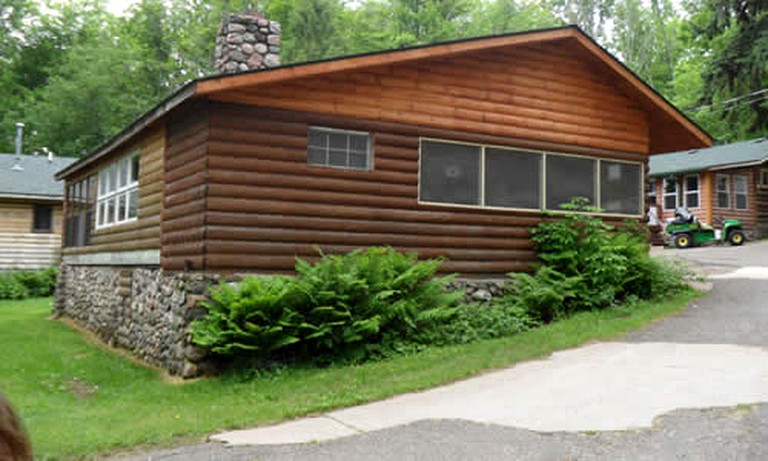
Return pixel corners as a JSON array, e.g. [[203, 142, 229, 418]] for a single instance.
[[63, 126, 165, 255], [0, 201, 64, 269], [171, 102, 646, 276], [211, 42, 651, 155]]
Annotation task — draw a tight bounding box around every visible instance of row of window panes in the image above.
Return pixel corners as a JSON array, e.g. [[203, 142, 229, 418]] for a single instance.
[[418, 140, 642, 215], [653, 175, 748, 211], [307, 127, 371, 170], [99, 155, 139, 196], [97, 189, 138, 227]]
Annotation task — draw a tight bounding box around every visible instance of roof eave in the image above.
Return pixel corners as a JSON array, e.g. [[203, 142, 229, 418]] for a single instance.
[[0, 193, 64, 201]]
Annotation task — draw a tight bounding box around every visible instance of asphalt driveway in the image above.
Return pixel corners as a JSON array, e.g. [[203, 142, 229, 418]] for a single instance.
[[113, 241, 768, 461]]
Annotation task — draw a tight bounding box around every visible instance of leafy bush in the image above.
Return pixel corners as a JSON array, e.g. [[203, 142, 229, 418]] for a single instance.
[[191, 247, 461, 364], [420, 302, 539, 346], [500, 198, 690, 322], [0, 268, 58, 300]]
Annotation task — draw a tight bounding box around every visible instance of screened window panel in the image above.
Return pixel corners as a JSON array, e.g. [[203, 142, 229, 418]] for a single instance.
[[663, 178, 678, 210], [684, 175, 699, 209], [734, 175, 748, 209], [484, 148, 541, 209], [33, 205, 53, 233], [600, 161, 641, 214], [420, 141, 481, 205], [716, 175, 730, 208], [546, 155, 595, 210]]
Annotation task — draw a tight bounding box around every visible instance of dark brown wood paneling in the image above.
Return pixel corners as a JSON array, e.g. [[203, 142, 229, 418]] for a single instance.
[[193, 102, 642, 276], [210, 43, 651, 154], [161, 99, 210, 270]]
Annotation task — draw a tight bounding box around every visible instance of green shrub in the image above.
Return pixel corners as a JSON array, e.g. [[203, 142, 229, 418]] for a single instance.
[[420, 302, 539, 346], [0, 268, 58, 300], [191, 247, 461, 364], [500, 197, 689, 322]]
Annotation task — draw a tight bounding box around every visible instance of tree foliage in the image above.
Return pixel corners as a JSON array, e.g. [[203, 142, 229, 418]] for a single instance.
[[2, 0, 768, 155]]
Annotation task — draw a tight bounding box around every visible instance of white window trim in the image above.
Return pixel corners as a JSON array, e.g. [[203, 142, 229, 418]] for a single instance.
[[416, 137, 643, 217], [307, 126, 373, 171], [647, 177, 658, 207], [715, 173, 731, 209], [662, 178, 679, 211], [734, 174, 749, 210], [683, 174, 700, 209], [96, 151, 139, 229]]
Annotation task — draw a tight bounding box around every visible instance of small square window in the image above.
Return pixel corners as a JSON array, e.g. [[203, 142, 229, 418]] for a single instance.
[[307, 127, 371, 170], [33, 205, 53, 233]]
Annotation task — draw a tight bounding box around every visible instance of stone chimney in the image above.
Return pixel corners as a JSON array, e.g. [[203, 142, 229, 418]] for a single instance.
[[215, 12, 281, 74]]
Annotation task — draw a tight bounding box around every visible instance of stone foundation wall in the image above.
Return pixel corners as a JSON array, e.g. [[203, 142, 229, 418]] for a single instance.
[[54, 265, 510, 378]]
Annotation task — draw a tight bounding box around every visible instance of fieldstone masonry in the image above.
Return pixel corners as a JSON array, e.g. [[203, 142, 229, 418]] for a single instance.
[[53, 265, 510, 378], [215, 12, 281, 74]]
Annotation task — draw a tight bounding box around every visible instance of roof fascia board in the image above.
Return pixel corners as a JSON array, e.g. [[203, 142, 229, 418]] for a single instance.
[[55, 82, 196, 180], [569, 34, 712, 147], [0, 193, 63, 201], [195, 28, 578, 95]]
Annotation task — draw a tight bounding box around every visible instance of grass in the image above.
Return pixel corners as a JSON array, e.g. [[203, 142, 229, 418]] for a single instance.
[[0, 290, 701, 460]]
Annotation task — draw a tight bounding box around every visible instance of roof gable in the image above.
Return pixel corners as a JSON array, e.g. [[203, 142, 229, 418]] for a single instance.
[[57, 25, 712, 180], [0, 154, 76, 200], [649, 138, 768, 176]]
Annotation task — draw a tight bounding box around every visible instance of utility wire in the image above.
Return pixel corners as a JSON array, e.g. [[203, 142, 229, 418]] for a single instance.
[[688, 94, 768, 117], [685, 87, 768, 112]]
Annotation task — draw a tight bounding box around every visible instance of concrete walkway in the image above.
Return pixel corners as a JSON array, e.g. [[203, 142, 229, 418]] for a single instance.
[[212, 260, 768, 447], [213, 341, 768, 445]]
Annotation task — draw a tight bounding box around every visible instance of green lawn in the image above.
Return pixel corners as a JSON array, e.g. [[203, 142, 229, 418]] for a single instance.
[[0, 291, 700, 460]]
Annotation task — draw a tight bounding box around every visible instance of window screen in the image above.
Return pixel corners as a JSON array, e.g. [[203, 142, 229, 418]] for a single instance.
[[716, 175, 730, 208], [734, 175, 748, 209], [600, 161, 641, 214], [546, 155, 595, 210], [33, 205, 53, 233], [663, 178, 678, 210], [308, 127, 371, 170], [684, 175, 699, 209], [485, 148, 541, 209], [420, 141, 481, 205]]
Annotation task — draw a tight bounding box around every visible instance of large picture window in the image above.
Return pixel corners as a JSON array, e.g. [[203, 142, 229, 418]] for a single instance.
[[420, 141, 481, 205], [418, 139, 642, 215], [663, 178, 679, 210], [716, 174, 730, 208], [600, 161, 642, 215], [734, 175, 748, 210], [684, 174, 700, 209], [307, 127, 371, 170], [485, 148, 541, 209], [96, 152, 139, 228], [546, 155, 596, 210]]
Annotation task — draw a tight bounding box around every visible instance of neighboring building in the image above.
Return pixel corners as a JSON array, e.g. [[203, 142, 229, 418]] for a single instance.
[[53, 20, 712, 376], [648, 138, 768, 238], [0, 152, 76, 269]]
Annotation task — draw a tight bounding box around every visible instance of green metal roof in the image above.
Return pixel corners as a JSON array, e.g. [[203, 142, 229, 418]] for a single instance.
[[0, 153, 77, 200], [649, 138, 768, 177]]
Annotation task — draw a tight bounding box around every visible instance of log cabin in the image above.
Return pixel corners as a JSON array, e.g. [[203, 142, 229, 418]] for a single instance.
[[53, 20, 713, 376], [0, 146, 75, 270], [649, 138, 768, 238]]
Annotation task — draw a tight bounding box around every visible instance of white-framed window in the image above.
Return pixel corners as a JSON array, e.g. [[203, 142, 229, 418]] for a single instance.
[[684, 174, 700, 209], [760, 169, 768, 189], [662, 178, 679, 210], [647, 177, 658, 207], [734, 174, 748, 210], [716, 174, 730, 208], [307, 127, 372, 170], [96, 151, 139, 228], [417, 139, 642, 215]]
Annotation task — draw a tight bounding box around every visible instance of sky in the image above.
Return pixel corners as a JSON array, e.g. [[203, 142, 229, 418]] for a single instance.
[[106, 0, 139, 16]]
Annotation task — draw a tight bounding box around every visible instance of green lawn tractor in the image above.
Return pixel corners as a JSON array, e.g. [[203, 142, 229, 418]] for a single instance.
[[665, 207, 745, 249]]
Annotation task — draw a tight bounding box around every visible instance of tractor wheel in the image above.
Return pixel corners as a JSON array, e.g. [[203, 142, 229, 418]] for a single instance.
[[728, 230, 745, 246], [674, 233, 693, 249]]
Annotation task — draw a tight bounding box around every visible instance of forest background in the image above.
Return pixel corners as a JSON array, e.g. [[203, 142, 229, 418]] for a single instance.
[[0, 0, 765, 157]]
